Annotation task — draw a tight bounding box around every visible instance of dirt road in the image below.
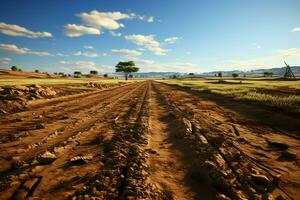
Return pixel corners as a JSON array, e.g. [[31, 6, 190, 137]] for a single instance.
[[0, 81, 299, 199]]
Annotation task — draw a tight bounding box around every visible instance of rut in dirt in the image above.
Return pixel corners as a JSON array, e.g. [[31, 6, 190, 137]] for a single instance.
[[0, 80, 299, 200]]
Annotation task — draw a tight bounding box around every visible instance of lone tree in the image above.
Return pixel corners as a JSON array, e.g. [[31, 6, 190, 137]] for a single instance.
[[232, 73, 239, 78], [103, 73, 108, 78], [74, 71, 82, 78], [115, 61, 139, 80], [90, 70, 98, 75], [218, 72, 222, 78], [35, 69, 40, 73], [11, 66, 18, 71]]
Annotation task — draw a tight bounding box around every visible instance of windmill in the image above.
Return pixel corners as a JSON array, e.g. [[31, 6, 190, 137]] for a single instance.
[[283, 62, 296, 79]]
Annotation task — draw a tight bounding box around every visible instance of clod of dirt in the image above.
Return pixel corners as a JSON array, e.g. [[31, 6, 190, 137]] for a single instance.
[[70, 155, 93, 165], [251, 173, 271, 191], [37, 151, 57, 164], [0, 108, 7, 114], [266, 139, 289, 150], [279, 151, 297, 161], [35, 123, 45, 129]]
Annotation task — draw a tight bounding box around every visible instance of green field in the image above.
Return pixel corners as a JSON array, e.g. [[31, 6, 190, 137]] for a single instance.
[[159, 79, 300, 114], [0, 78, 132, 86]]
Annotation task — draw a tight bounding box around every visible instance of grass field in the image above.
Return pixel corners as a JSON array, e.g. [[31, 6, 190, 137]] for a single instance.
[[160, 79, 300, 114], [0, 78, 133, 86]]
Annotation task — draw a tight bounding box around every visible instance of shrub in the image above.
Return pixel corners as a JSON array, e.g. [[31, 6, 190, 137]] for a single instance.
[[11, 66, 18, 71]]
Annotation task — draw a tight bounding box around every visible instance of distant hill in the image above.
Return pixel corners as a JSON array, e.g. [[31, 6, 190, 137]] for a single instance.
[[129, 66, 300, 78], [0, 68, 56, 78], [201, 66, 300, 77]]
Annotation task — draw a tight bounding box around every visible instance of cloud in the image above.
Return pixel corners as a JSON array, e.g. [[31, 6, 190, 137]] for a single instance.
[[252, 43, 261, 49], [60, 60, 99, 72], [124, 34, 169, 56], [164, 37, 182, 44], [64, 24, 101, 37], [0, 43, 53, 56], [0, 43, 29, 54], [29, 51, 53, 56], [147, 16, 154, 23], [77, 10, 132, 30], [57, 53, 68, 56], [111, 49, 142, 57], [291, 27, 300, 32], [73, 51, 98, 58], [137, 61, 200, 73], [84, 45, 94, 49], [276, 48, 300, 57], [0, 57, 11, 65], [0, 22, 52, 38], [109, 31, 122, 37]]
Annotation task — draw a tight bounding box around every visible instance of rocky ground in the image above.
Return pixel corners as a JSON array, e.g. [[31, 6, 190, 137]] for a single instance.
[[0, 81, 299, 200]]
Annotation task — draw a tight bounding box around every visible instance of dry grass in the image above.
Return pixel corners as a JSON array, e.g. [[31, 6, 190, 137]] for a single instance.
[[159, 79, 300, 114], [0, 78, 133, 86]]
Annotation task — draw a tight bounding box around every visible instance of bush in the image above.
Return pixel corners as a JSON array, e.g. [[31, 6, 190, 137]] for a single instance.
[[11, 66, 18, 71], [35, 69, 39, 73], [103, 74, 108, 78], [90, 70, 98, 75]]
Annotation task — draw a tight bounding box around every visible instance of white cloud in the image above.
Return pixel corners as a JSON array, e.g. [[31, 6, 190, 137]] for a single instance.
[[60, 60, 99, 72], [252, 43, 261, 49], [77, 10, 132, 30], [124, 34, 169, 56], [100, 65, 115, 73], [0, 22, 52, 38], [0, 43, 29, 54], [102, 53, 108, 56], [291, 27, 300, 32], [0, 43, 53, 56], [84, 45, 94, 49], [109, 31, 122, 37], [137, 61, 200, 73], [73, 51, 98, 58], [57, 53, 68, 56], [64, 24, 101, 37], [0, 57, 11, 65], [147, 16, 154, 23], [29, 51, 53, 56], [164, 37, 182, 44], [111, 49, 142, 57], [276, 48, 300, 57]]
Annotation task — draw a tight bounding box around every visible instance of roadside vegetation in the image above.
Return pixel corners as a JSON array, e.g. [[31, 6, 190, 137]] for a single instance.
[[0, 78, 130, 86], [160, 79, 300, 114]]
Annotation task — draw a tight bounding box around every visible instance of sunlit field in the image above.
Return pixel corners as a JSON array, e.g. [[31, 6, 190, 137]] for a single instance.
[[0, 78, 134, 86], [160, 79, 300, 114]]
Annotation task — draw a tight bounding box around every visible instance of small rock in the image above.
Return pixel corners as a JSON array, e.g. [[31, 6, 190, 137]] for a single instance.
[[251, 173, 271, 186], [266, 139, 289, 150], [36, 123, 45, 129], [37, 151, 57, 164], [70, 155, 93, 165], [0, 109, 7, 114]]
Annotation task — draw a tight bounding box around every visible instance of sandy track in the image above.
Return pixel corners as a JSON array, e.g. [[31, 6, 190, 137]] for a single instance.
[[0, 80, 299, 200]]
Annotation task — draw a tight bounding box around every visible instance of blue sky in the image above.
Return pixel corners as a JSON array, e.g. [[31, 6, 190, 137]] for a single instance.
[[0, 0, 300, 73]]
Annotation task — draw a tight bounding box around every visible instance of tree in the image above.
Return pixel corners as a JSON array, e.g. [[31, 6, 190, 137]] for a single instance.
[[11, 66, 18, 71], [58, 72, 65, 76], [74, 71, 82, 78], [232, 73, 239, 78], [35, 69, 39, 73], [263, 71, 273, 77], [128, 74, 133, 78], [18, 68, 22, 72], [103, 74, 108, 78], [90, 70, 98, 75], [115, 61, 139, 80], [218, 72, 222, 77]]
